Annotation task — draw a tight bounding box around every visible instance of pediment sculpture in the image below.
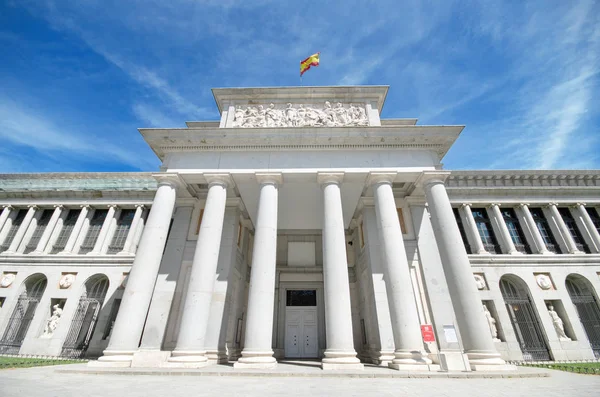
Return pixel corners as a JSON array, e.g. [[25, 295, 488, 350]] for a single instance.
[[232, 102, 369, 128]]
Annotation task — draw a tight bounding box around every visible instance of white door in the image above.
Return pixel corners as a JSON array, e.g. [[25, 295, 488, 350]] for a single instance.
[[285, 307, 318, 358]]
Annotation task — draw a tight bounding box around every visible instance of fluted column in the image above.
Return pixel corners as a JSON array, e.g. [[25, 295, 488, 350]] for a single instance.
[[59, 205, 90, 255], [235, 173, 281, 369], [459, 204, 487, 254], [370, 173, 431, 370], [517, 204, 550, 254], [548, 203, 581, 254], [574, 203, 600, 253], [419, 172, 506, 370], [118, 205, 145, 255], [33, 205, 63, 254], [89, 205, 118, 255], [95, 175, 179, 367], [5, 205, 37, 254], [318, 173, 363, 370], [0, 205, 12, 233], [489, 204, 518, 254], [169, 175, 230, 367]]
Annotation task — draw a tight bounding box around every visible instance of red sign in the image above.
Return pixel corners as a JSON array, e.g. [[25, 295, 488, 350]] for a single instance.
[[421, 324, 436, 342]]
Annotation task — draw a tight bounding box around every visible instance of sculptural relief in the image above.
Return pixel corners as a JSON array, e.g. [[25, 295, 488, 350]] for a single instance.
[[0, 273, 16, 288], [483, 304, 501, 342], [473, 274, 487, 290], [231, 102, 368, 128], [536, 274, 553, 290], [547, 305, 571, 341], [42, 304, 63, 338], [59, 274, 76, 289]]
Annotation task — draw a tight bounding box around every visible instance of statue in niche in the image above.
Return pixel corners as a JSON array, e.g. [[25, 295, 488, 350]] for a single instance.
[[547, 305, 571, 340], [483, 304, 500, 342], [42, 304, 63, 338]]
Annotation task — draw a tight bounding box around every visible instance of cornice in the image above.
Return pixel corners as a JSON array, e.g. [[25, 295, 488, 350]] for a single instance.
[[0, 173, 157, 193], [468, 253, 600, 266], [446, 171, 600, 189], [0, 255, 135, 265]]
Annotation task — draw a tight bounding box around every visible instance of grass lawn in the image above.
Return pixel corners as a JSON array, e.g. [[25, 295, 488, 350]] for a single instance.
[[0, 356, 84, 369], [524, 362, 600, 375]]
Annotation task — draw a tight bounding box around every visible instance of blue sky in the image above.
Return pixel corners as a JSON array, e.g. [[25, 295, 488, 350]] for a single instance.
[[1, 0, 599, 173]]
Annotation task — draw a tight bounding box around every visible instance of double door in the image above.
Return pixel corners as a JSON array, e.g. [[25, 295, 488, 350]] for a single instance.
[[285, 307, 318, 358]]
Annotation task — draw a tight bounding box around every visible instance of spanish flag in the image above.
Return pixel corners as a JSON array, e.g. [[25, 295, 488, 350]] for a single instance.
[[300, 52, 320, 76]]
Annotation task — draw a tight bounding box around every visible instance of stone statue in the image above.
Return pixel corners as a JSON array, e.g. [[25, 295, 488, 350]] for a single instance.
[[229, 102, 368, 128], [42, 304, 63, 337], [547, 305, 570, 340], [483, 304, 500, 342]]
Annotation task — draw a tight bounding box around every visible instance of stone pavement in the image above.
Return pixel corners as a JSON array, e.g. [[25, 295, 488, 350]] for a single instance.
[[1, 362, 599, 397]]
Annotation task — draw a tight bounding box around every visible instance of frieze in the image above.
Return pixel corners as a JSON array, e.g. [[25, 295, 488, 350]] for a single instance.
[[231, 102, 368, 128]]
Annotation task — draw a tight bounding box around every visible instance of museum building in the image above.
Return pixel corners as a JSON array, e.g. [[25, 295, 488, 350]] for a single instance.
[[0, 86, 599, 371]]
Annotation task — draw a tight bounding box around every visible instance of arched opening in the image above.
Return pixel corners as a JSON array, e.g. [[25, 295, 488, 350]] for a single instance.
[[566, 274, 600, 358], [0, 274, 48, 354], [61, 275, 109, 358], [500, 275, 551, 361]]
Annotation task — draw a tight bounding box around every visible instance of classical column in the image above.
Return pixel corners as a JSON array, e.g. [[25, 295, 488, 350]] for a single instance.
[[370, 173, 430, 370], [0, 205, 12, 233], [32, 205, 63, 254], [318, 173, 363, 370], [548, 203, 581, 254], [89, 205, 118, 255], [44, 208, 70, 254], [419, 172, 506, 370], [59, 205, 90, 255], [488, 204, 518, 254], [234, 173, 281, 369], [5, 205, 37, 254], [574, 203, 600, 253], [516, 204, 550, 254], [118, 205, 145, 255], [459, 204, 487, 254], [94, 175, 179, 367], [169, 175, 230, 367]]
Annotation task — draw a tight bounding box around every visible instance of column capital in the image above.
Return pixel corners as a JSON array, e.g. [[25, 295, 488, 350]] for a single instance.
[[2, 205, 13, 210], [53, 204, 64, 209], [107, 204, 119, 209], [414, 171, 451, 188], [153, 173, 183, 189], [366, 172, 397, 186], [488, 203, 501, 208], [545, 202, 559, 209], [460, 203, 473, 209], [203, 173, 233, 188], [80, 204, 91, 209], [255, 172, 283, 186], [134, 204, 146, 210], [517, 203, 530, 208], [574, 202, 586, 208], [27, 204, 38, 210], [317, 172, 344, 186]]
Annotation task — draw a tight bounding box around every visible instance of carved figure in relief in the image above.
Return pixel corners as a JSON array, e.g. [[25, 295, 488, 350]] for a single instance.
[[483, 304, 500, 341], [473, 274, 486, 290], [42, 304, 63, 337], [285, 103, 297, 126], [233, 106, 245, 127], [334, 102, 348, 125], [59, 274, 75, 289], [536, 274, 552, 290], [547, 305, 570, 340], [0, 273, 16, 288]]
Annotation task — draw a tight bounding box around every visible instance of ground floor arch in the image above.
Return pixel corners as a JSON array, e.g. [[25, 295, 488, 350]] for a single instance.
[[566, 274, 600, 358]]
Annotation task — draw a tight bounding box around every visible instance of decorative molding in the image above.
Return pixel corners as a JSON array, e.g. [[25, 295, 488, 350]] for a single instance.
[[0, 173, 157, 192], [59, 273, 76, 289], [0, 272, 16, 288], [446, 171, 600, 189], [157, 143, 447, 152], [473, 273, 487, 290], [534, 273, 554, 290]]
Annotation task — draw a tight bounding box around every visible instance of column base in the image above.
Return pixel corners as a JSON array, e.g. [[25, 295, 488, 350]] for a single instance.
[[131, 350, 171, 368], [234, 350, 277, 369], [466, 351, 512, 370], [206, 349, 229, 364], [89, 350, 135, 368], [321, 350, 364, 370], [437, 351, 471, 371], [165, 350, 209, 368]]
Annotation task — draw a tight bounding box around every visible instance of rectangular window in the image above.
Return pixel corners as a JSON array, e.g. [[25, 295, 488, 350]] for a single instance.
[[530, 208, 561, 253], [50, 209, 80, 254], [107, 209, 136, 254], [471, 208, 501, 254], [78, 209, 108, 254], [558, 208, 590, 253], [24, 210, 53, 254], [286, 290, 317, 306], [453, 208, 472, 254], [102, 299, 122, 340], [0, 210, 25, 252], [587, 207, 600, 234], [501, 208, 531, 254]]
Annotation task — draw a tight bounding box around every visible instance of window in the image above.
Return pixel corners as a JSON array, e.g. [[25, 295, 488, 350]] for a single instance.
[[78, 209, 108, 254], [559, 208, 590, 253], [286, 290, 317, 306], [50, 210, 80, 254], [530, 208, 561, 253], [585, 207, 600, 235], [24, 210, 53, 254], [107, 209, 135, 254], [501, 208, 531, 253], [471, 208, 501, 254], [397, 208, 406, 234], [0, 210, 25, 252], [453, 208, 472, 254]]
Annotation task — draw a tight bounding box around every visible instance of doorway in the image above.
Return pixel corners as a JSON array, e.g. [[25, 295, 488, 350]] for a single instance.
[[285, 290, 318, 358]]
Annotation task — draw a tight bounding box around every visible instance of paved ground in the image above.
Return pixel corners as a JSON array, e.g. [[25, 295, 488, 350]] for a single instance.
[[1, 363, 599, 397]]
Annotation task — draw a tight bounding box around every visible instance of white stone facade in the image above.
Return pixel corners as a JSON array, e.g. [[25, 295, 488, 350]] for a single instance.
[[0, 86, 599, 372]]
